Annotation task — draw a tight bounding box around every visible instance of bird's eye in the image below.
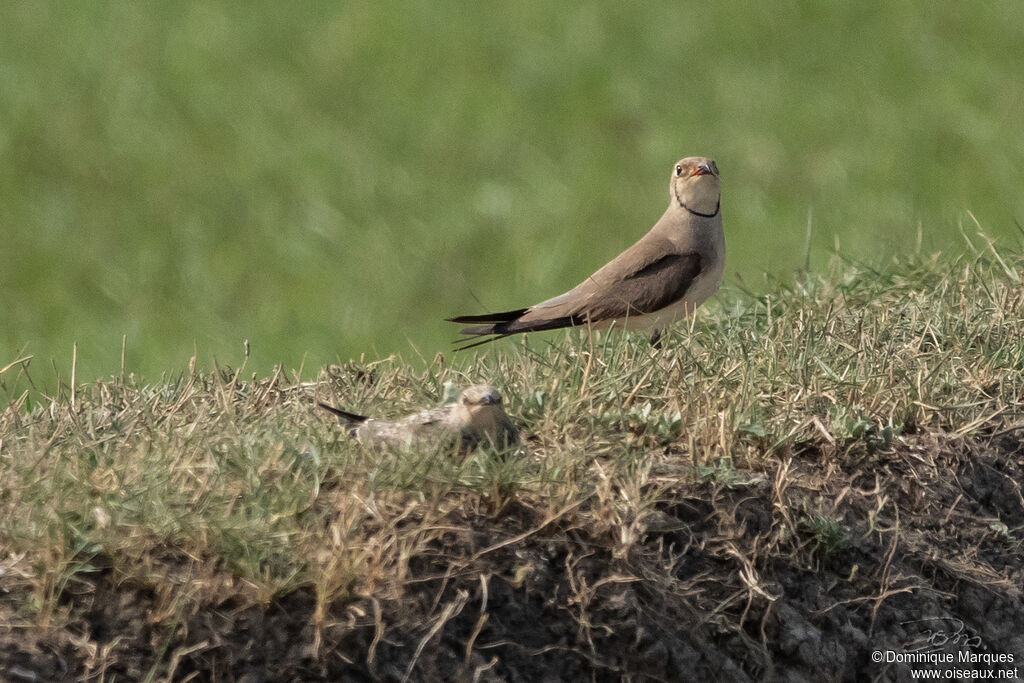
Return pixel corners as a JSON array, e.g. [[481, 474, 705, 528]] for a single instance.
[[675, 165, 683, 176]]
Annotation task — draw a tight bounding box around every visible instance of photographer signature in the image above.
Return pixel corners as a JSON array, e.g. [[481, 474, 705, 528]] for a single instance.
[[901, 617, 983, 652]]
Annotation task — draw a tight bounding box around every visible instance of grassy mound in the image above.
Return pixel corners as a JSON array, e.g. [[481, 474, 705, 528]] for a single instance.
[[2, 249, 1022, 681]]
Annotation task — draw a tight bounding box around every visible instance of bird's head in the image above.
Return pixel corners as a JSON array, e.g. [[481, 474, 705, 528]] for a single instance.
[[460, 384, 504, 411], [670, 157, 720, 217], [458, 384, 517, 447]]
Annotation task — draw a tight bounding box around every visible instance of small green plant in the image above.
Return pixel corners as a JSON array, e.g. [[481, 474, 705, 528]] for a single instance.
[[800, 508, 848, 560], [828, 406, 900, 453]]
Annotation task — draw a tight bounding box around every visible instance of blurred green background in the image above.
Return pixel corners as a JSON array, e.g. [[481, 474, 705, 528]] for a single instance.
[[2, 2, 1023, 389]]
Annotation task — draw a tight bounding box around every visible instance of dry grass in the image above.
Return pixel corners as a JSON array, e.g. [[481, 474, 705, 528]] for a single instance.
[[1, 244, 1023, 680]]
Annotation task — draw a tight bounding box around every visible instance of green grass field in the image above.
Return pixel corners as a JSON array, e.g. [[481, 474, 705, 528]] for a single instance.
[[4, 6, 1024, 677], [2, 251, 1022, 678], [2, 2, 1024, 391]]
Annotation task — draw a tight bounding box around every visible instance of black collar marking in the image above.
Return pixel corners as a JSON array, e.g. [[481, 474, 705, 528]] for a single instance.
[[674, 185, 720, 218]]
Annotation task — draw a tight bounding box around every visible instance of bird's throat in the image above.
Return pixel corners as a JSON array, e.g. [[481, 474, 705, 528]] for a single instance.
[[674, 183, 720, 218]]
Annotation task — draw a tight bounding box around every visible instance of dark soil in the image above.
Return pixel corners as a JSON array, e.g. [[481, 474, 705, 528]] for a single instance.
[[3, 428, 1023, 682]]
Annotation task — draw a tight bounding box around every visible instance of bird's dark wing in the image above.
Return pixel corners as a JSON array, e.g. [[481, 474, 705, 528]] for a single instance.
[[582, 251, 702, 320], [446, 308, 529, 326], [446, 309, 587, 350], [317, 402, 368, 423], [446, 239, 702, 347]]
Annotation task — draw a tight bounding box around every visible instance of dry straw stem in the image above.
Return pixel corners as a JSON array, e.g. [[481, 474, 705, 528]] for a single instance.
[[1, 246, 1023, 680]]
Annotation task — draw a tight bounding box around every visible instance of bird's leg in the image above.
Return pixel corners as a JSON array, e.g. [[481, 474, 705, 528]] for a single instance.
[[649, 328, 663, 349]]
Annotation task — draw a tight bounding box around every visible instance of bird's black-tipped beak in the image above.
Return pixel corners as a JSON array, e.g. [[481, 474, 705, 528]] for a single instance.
[[691, 161, 714, 177], [463, 389, 503, 406]]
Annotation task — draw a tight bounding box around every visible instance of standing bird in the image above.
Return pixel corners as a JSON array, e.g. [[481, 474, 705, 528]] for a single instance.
[[317, 384, 517, 452], [448, 157, 724, 349]]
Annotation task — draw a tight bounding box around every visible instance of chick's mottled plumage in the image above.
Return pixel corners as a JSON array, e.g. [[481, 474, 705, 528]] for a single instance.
[[318, 384, 517, 452]]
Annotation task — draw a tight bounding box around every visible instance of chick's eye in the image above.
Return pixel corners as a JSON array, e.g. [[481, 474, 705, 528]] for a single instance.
[[675, 165, 683, 176]]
